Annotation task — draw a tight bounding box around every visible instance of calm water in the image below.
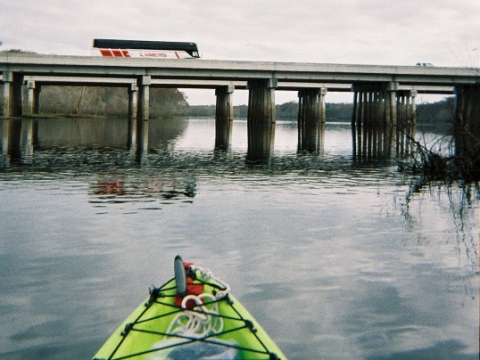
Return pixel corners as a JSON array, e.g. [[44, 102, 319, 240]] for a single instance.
[[0, 117, 478, 359]]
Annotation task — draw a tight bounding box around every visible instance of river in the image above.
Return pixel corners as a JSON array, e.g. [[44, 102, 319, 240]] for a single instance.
[[0, 116, 478, 359]]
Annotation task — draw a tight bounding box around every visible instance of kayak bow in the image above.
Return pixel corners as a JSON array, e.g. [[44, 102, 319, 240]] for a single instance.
[[92, 256, 286, 360]]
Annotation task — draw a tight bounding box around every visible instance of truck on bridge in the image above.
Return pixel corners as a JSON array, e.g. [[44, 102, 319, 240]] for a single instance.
[[92, 39, 201, 59]]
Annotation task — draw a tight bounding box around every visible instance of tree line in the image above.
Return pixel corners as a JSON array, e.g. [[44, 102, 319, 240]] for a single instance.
[[189, 97, 455, 123], [38, 86, 190, 118], [6, 83, 454, 122], [30, 90, 455, 122], [189, 102, 353, 120]]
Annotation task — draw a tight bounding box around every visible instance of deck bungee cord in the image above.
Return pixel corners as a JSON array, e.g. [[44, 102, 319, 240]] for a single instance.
[[92, 256, 285, 360]]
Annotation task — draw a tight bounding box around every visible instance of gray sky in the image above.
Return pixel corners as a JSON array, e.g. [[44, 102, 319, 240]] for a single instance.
[[1, 0, 479, 104]]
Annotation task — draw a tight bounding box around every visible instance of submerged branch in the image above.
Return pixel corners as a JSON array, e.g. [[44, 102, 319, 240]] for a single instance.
[[398, 133, 480, 185]]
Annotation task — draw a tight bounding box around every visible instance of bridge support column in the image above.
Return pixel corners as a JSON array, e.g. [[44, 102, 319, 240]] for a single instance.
[[246, 79, 276, 163], [247, 122, 275, 164], [298, 88, 327, 124], [396, 90, 417, 156], [247, 79, 277, 123], [128, 84, 138, 152], [137, 76, 150, 158], [1, 72, 12, 117], [9, 73, 24, 117], [137, 76, 150, 121], [351, 82, 399, 160], [215, 85, 234, 150], [129, 84, 138, 120], [454, 84, 480, 158], [384, 82, 398, 125], [25, 81, 41, 115], [0, 72, 19, 118], [297, 88, 327, 153]]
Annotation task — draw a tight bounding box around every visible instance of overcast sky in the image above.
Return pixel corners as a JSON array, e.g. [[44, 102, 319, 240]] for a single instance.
[[1, 0, 479, 105]]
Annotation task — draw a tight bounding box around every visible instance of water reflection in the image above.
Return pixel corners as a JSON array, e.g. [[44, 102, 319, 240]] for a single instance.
[[89, 174, 196, 208], [215, 117, 233, 151], [352, 121, 394, 161], [404, 182, 479, 276], [0, 117, 478, 360], [246, 122, 275, 164], [0, 119, 33, 166], [0, 117, 190, 168], [298, 120, 325, 155], [352, 120, 417, 162], [366, 340, 477, 360]]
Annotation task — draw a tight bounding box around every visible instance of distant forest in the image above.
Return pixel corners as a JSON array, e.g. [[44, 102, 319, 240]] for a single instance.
[[189, 96, 456, 123], [31, 87, 455, 122], [38, 86, 190, 118]]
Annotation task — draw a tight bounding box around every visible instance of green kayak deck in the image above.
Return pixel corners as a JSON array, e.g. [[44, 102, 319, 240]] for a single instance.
[[93, 256, 286, 360]]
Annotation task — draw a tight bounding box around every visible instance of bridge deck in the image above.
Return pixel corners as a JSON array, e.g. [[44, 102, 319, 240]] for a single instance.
[[1, 53, 479, 87]]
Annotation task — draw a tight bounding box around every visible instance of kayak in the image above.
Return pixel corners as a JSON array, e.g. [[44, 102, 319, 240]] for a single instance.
[[92, 256, 287, 360]]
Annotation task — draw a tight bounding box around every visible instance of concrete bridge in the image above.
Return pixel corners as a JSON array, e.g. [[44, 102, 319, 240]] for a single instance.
[[1, 53, 479, 160], [1, 53, 476, 117]]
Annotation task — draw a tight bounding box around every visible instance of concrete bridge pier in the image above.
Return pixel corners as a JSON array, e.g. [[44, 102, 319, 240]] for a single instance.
[[351, 82, 399, 160], [1, 72, 13, 118], [128, 83, 138, 120], [298, 88, 327, 124], [25, 81, 41, 115], [454, 84, 480, 158], [127, 83, 138, 153], [384, 82, 398, 125], [297, 88, 327, 153], [247, 122, 275, 164], [136, 76, 150, 158], [1, 72, 24, 118], [137, 75, 150, 121], [247, 79, 277, 123], [395, 90, 417, 157], [215, 85, 234, 150], [246, 79, 277, 163]]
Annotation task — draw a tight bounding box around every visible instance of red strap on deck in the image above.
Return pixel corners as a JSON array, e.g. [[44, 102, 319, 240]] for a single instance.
[[174, 263, 205, 308]]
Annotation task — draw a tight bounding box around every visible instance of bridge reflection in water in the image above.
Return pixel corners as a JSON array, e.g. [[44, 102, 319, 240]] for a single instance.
[[0, 111, 467, 168], [1, 118, 35, 166], [0, 115, 441, 168], [351, 113, 415, 161]]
